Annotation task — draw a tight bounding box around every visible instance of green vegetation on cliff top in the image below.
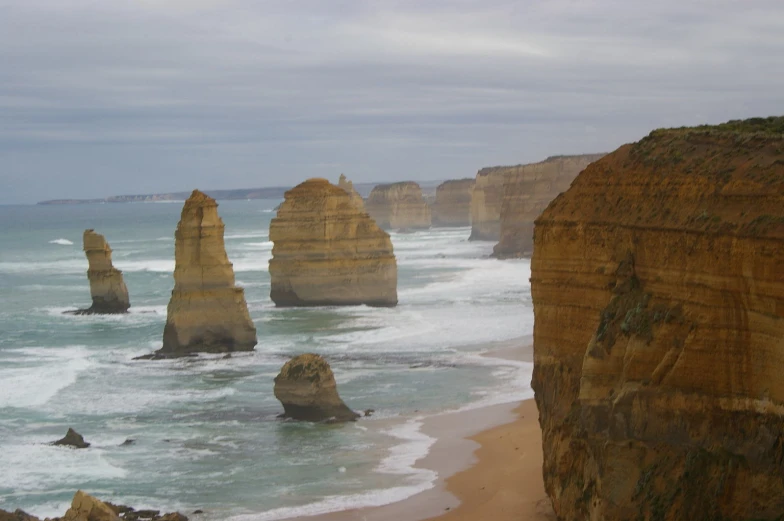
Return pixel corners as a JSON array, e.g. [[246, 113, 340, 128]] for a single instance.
[[649, 116, 784, 138]]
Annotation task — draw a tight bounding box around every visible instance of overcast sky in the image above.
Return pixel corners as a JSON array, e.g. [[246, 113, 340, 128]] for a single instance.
[[2, 0, 783, 203]]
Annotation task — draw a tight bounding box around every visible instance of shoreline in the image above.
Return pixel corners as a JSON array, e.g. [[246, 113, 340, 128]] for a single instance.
[[288, 335, 546, 521]]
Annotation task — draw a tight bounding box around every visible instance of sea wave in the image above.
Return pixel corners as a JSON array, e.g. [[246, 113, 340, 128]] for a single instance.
[[48, 238, 74, 246]]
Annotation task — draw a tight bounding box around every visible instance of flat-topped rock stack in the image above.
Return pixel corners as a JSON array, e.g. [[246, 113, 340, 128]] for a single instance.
[[269, 178, 397, 307], [492, 154, 604, 257], [365, 181, 431, 230], [531, 117, 784, 521], [157, 190, 257, 357], [431, 178, 475, 227], [71, 230, 130, 314]]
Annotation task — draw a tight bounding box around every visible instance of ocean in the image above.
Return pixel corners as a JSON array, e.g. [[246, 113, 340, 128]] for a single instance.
[[0, 199, 534, 520]]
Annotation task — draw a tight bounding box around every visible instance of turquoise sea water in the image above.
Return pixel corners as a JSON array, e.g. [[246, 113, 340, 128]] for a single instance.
[[0, 200, 533, 520]]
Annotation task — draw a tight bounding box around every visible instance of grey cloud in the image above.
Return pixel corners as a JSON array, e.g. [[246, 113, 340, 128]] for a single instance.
[[1, 0, 783, 203]]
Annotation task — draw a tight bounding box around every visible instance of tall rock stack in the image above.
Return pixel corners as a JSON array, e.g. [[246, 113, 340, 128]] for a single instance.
[[468, 166, 510, 241], [78, 229, 130, 314], [159, 190, 257, 356], [531, 117, 784, 521], [431, 178, 475, 227], [365, 182, 431, 230], [337, 174, 365, 209], [492, 154, 604, 258], [269, 178, 397, 307]]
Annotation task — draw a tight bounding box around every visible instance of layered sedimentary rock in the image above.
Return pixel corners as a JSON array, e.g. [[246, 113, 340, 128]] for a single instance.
[[492, 154, 604, 257], [468, 166, 508, 240], [531, 117, 784, 521], [269, 178, 397, 307], [431, 178, 475, 227], [158, 190, 257, 356], [274, 353, 359, 422], [365, 182, 431, 230], [74, 230, 130, 314], [337, 174, 365, 209]]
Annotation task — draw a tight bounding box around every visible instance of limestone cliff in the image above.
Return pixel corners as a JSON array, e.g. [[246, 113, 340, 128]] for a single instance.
[[431, 178, 475, 227], [274, 353, 359, 422], [269, 178, 397, 307], [468, 166, 509, 241], [365, 182, 431, 230], [74, 230, 130, 314], [531, 117, 784, 521], [337, 174, 365, 209], [492, 154, 604, 257], [158, 190, 257, 356]]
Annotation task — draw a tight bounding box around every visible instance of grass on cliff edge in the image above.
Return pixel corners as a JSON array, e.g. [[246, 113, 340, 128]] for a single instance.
[[648, 116, 784, 139]]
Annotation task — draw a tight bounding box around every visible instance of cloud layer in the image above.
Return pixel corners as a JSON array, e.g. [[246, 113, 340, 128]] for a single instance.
[[2, 0, 783, 203]]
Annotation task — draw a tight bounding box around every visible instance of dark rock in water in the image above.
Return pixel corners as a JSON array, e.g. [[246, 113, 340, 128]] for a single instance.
[[51, 428, 90, 449], [120, 438, 135, 446], [274, 354, 359, 423], [0, 508, 39, 521], [191, 510, 203, 515], [363, 409, 375, 417]]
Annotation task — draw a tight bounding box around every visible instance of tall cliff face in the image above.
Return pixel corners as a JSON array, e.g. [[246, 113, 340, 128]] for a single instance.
[[492, 154, 604, 258], [431, 178, 475, 227], [365, 182, 431, 230], [79, 230, 130, 314], [531, 117, 784, 521], [159, 190, 257, 356], [269, 178, 398, 307], [468, 166, 508, 240]]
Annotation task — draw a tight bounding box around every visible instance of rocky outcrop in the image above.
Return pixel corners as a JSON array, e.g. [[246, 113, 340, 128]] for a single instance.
[[0, 491, 187, 521], [337, 174, 365, 209], [431, 178, 475, 227], [274, 353, 359, 422], [492, 154, 604, 257], [468, 166, 509, 241], [70, 230, 130, 314], [157, 190, 257, 357], [365, 182, 431, 230], [269, 178, 397, 307], [531, 117, 784, 521], [51, 428, 90, 449]]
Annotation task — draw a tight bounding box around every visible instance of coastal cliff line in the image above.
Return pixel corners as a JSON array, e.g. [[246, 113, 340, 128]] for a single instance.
[[531, 117, 784, 521], [365, 181, 432, 230]]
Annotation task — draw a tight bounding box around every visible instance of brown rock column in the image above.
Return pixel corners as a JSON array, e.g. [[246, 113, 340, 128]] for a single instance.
[[365, 181, 431, 230], [431, 178, 475, 227], [80, 230, 130, 314], [158, 190, 257, 356], [269, 178, 397, 307]]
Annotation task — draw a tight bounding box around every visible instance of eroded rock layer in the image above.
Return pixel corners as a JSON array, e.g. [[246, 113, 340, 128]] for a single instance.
[[492, 154, 604, 257], [431, 178, 475, 227], [159, 190, 257, 356], [468, 166, 509, 241], [365, 182, 431, 230], [269, 178, 397, 307], [337, 174, 365, 209], [79, 230, 130, 314], [531, 117, 784, 521], [274, 353, 359, 422]]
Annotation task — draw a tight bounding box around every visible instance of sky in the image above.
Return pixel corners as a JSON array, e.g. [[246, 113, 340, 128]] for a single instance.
[[2, 0, 783, 204]]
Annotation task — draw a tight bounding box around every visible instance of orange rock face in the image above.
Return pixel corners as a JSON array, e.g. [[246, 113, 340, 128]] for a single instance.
[[365, 181, 431, 230], [159, 190, 257, 356], [492, 154, 604, 258], [531, 118, 784, 521], [431, 178, 475, 227], [78, 230, 130, 314], [269, 178, 397, 307]]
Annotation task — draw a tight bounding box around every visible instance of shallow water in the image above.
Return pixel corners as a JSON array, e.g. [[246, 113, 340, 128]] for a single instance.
[[0, 200, 533, 519]]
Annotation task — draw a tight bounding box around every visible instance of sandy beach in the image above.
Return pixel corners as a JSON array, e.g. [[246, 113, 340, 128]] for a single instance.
[[295, 337, 553, 521]]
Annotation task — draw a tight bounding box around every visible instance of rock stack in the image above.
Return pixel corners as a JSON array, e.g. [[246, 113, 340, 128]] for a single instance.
[[157, 190, 257, 356], [337, 174, 365, 209], [365, 182, 431, 230], [274, 353, 359, 422], [492, 154, 604, 258], [71, 230, 130, 314], [531, 117, 784, 521], [269, 178, 397, 307], [431, 178, 475, 227]]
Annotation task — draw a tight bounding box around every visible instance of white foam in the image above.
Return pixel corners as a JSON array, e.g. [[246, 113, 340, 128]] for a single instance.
[[48, 238, 74, 245]]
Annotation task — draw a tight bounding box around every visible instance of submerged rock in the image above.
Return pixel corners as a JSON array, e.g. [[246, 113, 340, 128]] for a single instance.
[[51, 428, 90, 449], [531, 117, 784, 521], [67, 230, 130, 315], [365, 182, 431, 230], [157, 190, 256, 357], [269, 178, 397, 307], [274, 353, 359, 422]]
